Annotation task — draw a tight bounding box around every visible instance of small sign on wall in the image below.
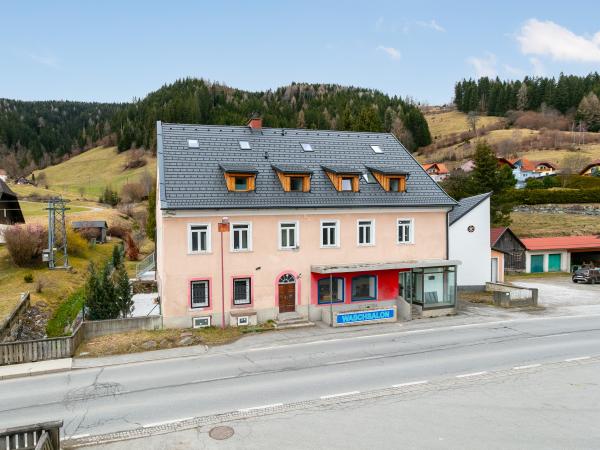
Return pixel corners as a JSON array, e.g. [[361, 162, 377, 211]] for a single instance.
[[467, 225, 475, 233]]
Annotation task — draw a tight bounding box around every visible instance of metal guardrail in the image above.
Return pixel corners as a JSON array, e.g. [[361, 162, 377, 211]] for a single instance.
[[136, 252, 155, 278]]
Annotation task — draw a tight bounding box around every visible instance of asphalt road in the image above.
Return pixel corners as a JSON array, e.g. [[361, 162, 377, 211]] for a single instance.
[[1, 314, 599, 442]]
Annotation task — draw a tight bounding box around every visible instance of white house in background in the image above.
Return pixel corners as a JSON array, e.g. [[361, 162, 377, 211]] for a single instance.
[[0, 169, 7, 182], [448, 192, 504, 288]]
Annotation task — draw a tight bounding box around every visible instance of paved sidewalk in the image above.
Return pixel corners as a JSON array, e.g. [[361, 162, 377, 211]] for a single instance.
[[0, 358, 71, 380], [71, 304, 536, 370]]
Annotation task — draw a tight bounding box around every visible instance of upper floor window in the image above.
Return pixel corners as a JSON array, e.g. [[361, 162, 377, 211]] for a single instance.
[[352, 275, 377, 301], [233, 277, 252, 306], [289, 177, 304, 192], [321, 220, 339, 248], [239, 141, 251, 150], [357, 220, 374, 246], [188, 224, 211, 253], [341, 177, 354, 191], [272, 165, 311, 192], [279, 222, 298, 249], [231, 223, 252, 251], [397, 218, 413, 244], [191, 280, 210, 308], [322, 166, 360, 192]]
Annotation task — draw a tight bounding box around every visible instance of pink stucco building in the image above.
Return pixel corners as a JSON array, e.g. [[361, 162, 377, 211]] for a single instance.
[[156, 119, 459, 328]]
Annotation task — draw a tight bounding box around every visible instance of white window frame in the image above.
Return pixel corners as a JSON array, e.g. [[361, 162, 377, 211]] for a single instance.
[[397, 218, 414, 244], [279, 221, 300, 250], [190, 280, 210, 309], [320, 219, 340, 248], [233, 277, 251, 306], [357, 219, 375, 246], [188, 223, 211, 254], [230, 222, 252, 252]]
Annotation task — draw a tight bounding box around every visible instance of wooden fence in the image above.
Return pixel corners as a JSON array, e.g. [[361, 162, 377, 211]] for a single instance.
[[0, 421, 62, 450], [0, 324, 84, 366], [0, 316, 161, 366]]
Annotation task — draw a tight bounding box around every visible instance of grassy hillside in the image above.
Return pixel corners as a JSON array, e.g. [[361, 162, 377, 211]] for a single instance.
[[31, 146, 156, 200], [511, 210, 600, 238], [425, 110, 505, 142]]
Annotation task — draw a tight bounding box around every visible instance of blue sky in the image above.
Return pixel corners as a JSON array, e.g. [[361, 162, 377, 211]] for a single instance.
[[2, 0, 600, 105]]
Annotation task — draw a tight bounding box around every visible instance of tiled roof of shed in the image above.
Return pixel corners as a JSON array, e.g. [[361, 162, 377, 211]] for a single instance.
[[157, 122, 457, 210]]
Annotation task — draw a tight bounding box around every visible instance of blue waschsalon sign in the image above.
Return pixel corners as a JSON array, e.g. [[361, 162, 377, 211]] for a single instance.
[[336, 308, 395, 325]]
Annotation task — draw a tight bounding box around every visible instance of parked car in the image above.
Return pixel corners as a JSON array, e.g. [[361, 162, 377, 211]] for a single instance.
[[572, 266, 600, 284]]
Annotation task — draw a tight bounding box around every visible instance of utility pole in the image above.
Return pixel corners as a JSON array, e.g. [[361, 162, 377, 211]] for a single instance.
[[46, 197, 70, 269]]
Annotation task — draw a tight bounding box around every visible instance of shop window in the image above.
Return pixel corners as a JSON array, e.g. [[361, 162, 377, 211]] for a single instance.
[[351, 275, 377, 301], [318, 278, 344, 304]]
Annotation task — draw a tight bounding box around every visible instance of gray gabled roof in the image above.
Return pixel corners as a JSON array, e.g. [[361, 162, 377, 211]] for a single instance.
[[219, 163, 259, 174], [271, 164, 313, 174], [0, 179, 17, 198], [448, 192, 492, 225], [157, 122, 457, 210]]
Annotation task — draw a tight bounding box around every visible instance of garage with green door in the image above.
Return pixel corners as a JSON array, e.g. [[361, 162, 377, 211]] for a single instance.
[[548, 254, 562, 272], [530, 255, 544, 273]]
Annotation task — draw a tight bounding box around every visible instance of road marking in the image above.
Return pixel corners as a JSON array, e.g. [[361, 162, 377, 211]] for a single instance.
[[392, 380, 429, 388], [69, 434, 90, 439], [238, 403, 283, 412], [143, 418, 193, 428], [320, 391, 360, 399], [565, 356, 591, 362], [456, 371, 488, 378], [513, 364, 541, 370]]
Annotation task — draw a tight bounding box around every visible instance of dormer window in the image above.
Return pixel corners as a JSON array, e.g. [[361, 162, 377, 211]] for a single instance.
[[322, 165, 361, 192], [290, 177, 304, 192], [272, 164, 312, 192], [366, 166, 409, 192], [341, 177, 353, 191], [220, 163, 258, 192], [239, 141, 251, 150]]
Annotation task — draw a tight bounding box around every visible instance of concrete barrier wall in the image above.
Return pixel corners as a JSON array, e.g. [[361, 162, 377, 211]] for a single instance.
[[485, 282, 538, 307], [82, 315, 162, 340]]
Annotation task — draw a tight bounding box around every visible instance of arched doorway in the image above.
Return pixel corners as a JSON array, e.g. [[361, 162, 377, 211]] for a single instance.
[[278, 273, 296, 313]]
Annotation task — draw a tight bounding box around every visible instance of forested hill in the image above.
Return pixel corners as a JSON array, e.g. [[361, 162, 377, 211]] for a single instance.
[[0, 99, 118, 165], [0, 79, 431, 176], [454, 73, 600, 118], [112, 79, 431, 152]]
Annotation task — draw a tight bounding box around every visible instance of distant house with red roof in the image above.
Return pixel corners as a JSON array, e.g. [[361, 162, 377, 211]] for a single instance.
[[521, 235, 600, 273], [579, 160, 600, 176], [422, 163, 449, 182], [497, 157, 558, 189]]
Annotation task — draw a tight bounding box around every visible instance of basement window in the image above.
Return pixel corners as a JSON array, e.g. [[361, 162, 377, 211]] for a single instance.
[[370, 145, 383, 153], [187, 139, 199, 148], [239, 141, 251, 150], [301, 143, 314, 152]]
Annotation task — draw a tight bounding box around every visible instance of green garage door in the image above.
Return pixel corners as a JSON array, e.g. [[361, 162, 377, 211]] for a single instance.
[[531, 255, 544, 273], [548, 253, 562, 272]]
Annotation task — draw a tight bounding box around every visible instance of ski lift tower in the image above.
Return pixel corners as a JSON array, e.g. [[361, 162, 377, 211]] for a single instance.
[[45, 197, 70, 269]]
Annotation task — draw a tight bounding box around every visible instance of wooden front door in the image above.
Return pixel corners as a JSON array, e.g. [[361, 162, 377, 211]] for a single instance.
[[278, 282, 296, 313]]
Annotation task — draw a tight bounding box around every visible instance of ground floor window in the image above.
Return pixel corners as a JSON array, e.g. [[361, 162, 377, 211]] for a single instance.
[[233, 278, 251, 305], [318, 277, 344, 304], [410, 267, 456, 308], [191, 280, 210, 308], [351, 275, 377, 301]]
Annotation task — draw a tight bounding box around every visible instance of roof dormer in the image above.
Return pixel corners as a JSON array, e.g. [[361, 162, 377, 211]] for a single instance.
[[272, 164, 312, 192], [321, 165, 362, 192], [366, 166, 409, 192], [220, 163, 258, 192]]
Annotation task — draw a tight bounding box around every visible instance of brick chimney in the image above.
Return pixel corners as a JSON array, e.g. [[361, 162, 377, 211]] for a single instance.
[[247, 116, 262, 131]]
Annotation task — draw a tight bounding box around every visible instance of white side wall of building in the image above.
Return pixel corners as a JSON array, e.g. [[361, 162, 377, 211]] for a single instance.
[[449, 197, 491, 287]]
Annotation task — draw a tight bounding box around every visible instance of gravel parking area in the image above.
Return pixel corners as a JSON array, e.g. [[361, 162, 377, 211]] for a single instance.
[[510, 274, 600, 314]]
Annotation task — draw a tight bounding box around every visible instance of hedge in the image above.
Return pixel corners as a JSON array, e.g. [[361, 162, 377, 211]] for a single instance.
[[503, 188, 600, 205]]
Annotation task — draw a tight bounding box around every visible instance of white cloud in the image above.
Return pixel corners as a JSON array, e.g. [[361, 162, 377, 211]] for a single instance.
[[529, 57, 545, 76], [517, 19, 600, 63], [29, 53, 59, 68], [467, 52, 497, 78], [377, 45, 401, 60], [503, 64, 525, 78], [416, 19, 445, 32]]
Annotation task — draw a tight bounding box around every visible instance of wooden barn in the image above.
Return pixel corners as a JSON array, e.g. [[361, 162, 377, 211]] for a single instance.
[[0, 179, 25, 243]]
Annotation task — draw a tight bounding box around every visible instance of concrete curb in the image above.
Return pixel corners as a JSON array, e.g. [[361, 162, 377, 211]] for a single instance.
[[0, 358, 72, 380]]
